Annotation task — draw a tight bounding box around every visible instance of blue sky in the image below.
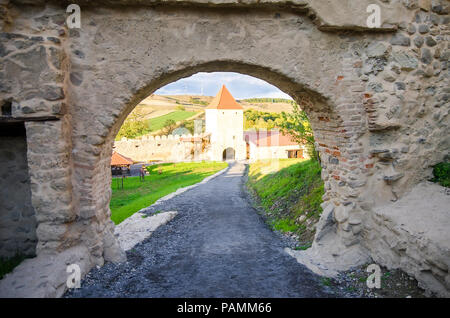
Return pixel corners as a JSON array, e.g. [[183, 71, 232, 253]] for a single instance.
[[155, 72, 292, 100]]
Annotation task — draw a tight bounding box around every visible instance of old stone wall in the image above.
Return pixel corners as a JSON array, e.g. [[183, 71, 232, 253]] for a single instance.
[[369, 182, 450, 297], [357, 6, 450, 297], [0, 123, 36, 258], [0, 0, 448, 297], [113, 134, 211, 162]]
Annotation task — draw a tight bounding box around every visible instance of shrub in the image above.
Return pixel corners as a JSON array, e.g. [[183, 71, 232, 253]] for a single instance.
[[431, 162, 450, 187]]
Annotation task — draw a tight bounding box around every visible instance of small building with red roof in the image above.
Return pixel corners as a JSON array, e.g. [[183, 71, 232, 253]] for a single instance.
[[243, 130, 307, 160], [111, 151, 134, 175]]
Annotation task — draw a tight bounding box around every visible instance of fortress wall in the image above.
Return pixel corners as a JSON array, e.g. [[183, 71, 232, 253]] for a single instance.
[[113, 134, 211, 162]]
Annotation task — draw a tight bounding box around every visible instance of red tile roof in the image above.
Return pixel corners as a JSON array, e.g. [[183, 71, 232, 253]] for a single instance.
[[206, 85, 244, 110], [111, 151, 134, 166], [244, 130, 300, 147]]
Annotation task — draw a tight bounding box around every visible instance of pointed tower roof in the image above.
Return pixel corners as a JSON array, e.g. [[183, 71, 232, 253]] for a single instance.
[[206, 85, 244, 110]]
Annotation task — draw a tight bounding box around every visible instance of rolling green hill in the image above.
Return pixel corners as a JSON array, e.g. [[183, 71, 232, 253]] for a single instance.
[[146, 110, 198, 132], [116, 110, 199, 140]]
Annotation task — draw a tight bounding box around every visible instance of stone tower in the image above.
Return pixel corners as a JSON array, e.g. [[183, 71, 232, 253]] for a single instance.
[[205, 85, 246, 161]]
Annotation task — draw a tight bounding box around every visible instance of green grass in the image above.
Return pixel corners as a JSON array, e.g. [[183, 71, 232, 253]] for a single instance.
[[272, 218, 298, 232], [0, 254, 27, 280], [321, 277, 332, 287], [110, 161, 227, 224], [430, 162, 450, 187], [294, 243, 312, 251], [147, 110, 198, 132], [247, 159, 324, 243]]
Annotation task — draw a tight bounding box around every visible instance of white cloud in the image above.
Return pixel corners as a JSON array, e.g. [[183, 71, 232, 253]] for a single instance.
[[154, 72, 292, 100]]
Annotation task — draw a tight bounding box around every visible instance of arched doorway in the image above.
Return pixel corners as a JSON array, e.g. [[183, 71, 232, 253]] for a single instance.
[[222, 147, 235, 161]]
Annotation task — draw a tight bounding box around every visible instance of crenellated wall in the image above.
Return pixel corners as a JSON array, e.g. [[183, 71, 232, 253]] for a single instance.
[[113, 134, 211, 162]]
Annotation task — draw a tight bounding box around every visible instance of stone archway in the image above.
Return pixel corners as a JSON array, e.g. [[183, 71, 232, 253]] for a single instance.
[[0, 1, 448, 297], [78, 54, 366, 272]]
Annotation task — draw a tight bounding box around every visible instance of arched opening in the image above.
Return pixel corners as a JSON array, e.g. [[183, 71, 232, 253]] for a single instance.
[[222, 147, 235, 161], [96, 63, 355, 247], [71, 60, 364, 273], [66, 66, 356, 297]]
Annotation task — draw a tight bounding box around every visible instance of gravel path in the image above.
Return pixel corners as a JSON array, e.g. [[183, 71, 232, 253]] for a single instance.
[[65, 162, 338, 298]]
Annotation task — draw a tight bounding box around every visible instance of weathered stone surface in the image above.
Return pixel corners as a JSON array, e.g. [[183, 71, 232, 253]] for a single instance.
[[42, 86, 64, 101], [369, 182, 450, 297], [366, 42, 389, 58], [407, 23, 416, 34], [69, 72, 83, 86], [421, 47, 433, 64], [0, 245, 91, 298], [334, 205, 351, 224], [392, 52, 419, 70], [418, 24, 430, 33], [419, 0, 431, 11], [425, 36, 437, 47], [431, 0, 450, 15], [414, 35, 425, 47], [390, 34, 411, 46], [8, 0, 416, 30], [314, 204, 335, 242]]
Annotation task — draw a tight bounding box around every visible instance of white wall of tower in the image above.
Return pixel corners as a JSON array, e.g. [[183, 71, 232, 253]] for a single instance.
[[205, 109, 246, 160]]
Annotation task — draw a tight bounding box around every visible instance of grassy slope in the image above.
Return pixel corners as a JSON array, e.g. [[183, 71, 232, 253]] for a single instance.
[[247, 159, 324, 246], [146, 110, 198, 132], [110, 161, 227, 224]]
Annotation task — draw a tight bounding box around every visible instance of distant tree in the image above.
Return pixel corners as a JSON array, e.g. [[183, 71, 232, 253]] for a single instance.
[[116, 110, 150, 140], [244, 109, 282, 130], [279, 103, 318, 161], [176, 105, 186, 111], [161, 119, 177, 135], [243, 98, 294, 104], [179, 120, 193, 134]]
